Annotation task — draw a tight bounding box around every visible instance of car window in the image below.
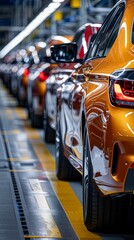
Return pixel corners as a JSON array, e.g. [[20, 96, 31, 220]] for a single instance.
[[132, 20, 134, 44], [76, 33, 84, 51], [73, 29, 85, 58], [73, 28, 84, 48], [86, 2, 125, 59], [99, 8, 124, 57]]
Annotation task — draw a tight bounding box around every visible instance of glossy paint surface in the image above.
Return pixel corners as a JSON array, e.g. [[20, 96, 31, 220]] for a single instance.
[[27, 37, 71, 115], [46, 23, 100, 130], [57, 0, 134, 195]]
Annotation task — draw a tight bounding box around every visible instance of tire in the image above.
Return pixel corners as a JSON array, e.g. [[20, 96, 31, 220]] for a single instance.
[[27, 85, 33, 119], [83, 128, 100, 231], [55, 114, 81, 181], [31, 111, 43, 128], [27, 106, 31, 119], [18, 89, 26, 107], [44, 112, 55, 143], [83, 125, 133, 232], [27, 100, 32, 119], [18, 97, 26, 107]]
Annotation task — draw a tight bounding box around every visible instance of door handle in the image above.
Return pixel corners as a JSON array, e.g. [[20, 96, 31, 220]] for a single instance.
[[83, 66, 93, 77], [76, 74, 86, 82]]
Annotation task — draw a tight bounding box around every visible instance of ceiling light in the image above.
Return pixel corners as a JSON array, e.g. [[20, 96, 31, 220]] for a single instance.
[[0, 2, 64, 59]]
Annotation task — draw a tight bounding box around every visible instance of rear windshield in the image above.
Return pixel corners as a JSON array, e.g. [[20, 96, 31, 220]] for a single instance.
[[132, 21, 134, 44]]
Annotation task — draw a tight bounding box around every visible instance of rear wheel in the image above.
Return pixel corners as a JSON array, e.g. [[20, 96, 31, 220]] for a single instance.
[[27, 105, 31, 119], [18, 85, 26, 107], [44, 112, 55, 143], [31, 96, 43, 128], [31, 111, 43, 128], [55, 114, 81, 181], [83, 125, 133, 232]]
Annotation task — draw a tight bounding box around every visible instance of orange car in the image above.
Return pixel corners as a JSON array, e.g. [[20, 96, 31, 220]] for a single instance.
[[51, 0, 134, 232]]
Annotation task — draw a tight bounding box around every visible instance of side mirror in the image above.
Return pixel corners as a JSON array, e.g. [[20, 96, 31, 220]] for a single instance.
[[50, 42, 79, 63], [40, 56, 51, 63]]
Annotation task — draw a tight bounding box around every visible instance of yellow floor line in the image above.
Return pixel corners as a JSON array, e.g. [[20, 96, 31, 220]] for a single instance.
[[15, 108, 101, 240], [0, 129, 21, 135], [15, 107, 28, 120], [7, 157, 36, 161], [31, 142, 100, 239]]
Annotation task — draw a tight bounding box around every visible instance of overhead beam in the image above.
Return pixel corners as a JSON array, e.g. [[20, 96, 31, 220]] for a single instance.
[[0, 0, 67, 59]]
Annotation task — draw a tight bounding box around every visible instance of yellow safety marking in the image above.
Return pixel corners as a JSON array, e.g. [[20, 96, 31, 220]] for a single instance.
[[15, 107, 27, 120], [0, 129, 21, 135], [31, 141, 55, 172], [52, 181, 100, 239], [41, 213, 61, 237], [27, 142, 100, 239], [0, 158, 28, 162], [22, 127, 41, 140], [15, 108, 101, 239], [7, 157, 35, 161]]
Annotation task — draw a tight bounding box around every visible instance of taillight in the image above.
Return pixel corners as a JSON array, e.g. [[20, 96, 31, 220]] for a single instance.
[[23, 68, 29, 77], [130, 163, 134, 168], [39, 72, 49, 81], [110, 78, 134, 107]]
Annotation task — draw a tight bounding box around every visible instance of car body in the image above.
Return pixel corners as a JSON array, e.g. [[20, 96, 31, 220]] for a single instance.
[[52, 0, 134, 232], [0, 51, 17, 90], [16, 43, 46, 107], [44, 23, 100, 143], [27, 36, 72, 128], [9, 49, 28, 98]]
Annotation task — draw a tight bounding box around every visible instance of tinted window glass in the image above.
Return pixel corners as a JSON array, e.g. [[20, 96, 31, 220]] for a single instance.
[[86, 2, 125, 59], [89, 10, 117, 58], [99, 8, 124, 57], [73, 29, 84, 48], [76, 32, 83, 50]]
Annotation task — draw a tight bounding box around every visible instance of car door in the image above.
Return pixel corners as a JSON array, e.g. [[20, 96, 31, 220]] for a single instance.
[[71, 1, 125, 162], [60, 28, 89, 150]]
